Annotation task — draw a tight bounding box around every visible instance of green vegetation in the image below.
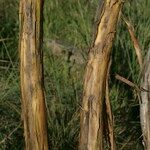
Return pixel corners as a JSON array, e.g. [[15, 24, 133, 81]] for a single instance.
[[0, 0, 150, 149]]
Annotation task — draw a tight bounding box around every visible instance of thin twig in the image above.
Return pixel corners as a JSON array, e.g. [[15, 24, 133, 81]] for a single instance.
[[0, 123, 21, 144], [115, 74, 137, 88], [115, 74, 150, 93], [0, 38, 12, 42]]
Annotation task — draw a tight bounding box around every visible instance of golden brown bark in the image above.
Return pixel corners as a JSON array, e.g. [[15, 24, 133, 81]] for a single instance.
[[79, 0, 123, 149], [19, 0, 49, 149]]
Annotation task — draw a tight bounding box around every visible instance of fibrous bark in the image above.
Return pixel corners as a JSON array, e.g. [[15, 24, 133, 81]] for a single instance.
[[19, 0, 49, 149], [79, 0, 123, 149]]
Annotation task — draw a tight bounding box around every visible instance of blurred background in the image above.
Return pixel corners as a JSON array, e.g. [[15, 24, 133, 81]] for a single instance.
[[0, 0, 150, 149]]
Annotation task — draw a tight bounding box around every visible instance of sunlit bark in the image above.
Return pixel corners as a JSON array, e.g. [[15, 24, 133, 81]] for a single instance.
[[19, 0, 49, 149], [79, 0, 123, 149]]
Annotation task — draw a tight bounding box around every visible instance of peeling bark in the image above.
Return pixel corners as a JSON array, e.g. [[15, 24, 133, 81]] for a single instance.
[[19, 0, 49, 149], [104, 60, 116, 150], [79, 0, 123, 149]]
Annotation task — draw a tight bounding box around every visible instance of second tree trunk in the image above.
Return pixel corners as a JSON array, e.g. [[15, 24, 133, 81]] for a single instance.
[[79, 0, 123, 149]]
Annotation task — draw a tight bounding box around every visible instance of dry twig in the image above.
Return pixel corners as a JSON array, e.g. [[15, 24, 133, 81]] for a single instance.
[[122, 16, 143, 70]]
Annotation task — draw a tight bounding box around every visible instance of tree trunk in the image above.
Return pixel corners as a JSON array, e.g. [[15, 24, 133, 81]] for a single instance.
[[140, 48, 150, 150], [19, 0, 49, 149], [79, 0, 123, 149]]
